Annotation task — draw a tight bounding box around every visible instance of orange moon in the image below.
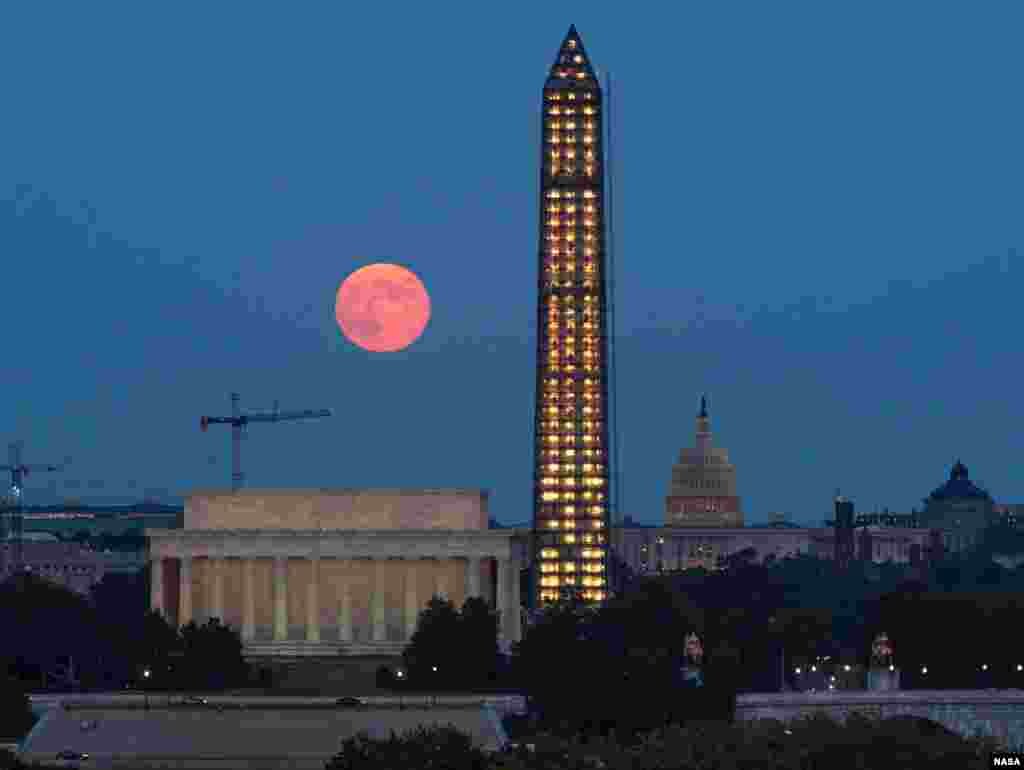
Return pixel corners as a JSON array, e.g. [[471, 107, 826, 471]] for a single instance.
[[335, 263, 431, 353]]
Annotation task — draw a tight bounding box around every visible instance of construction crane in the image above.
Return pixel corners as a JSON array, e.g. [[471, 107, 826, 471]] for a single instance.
[[200, 392, 332, 492], [1, 441, 66, 575]]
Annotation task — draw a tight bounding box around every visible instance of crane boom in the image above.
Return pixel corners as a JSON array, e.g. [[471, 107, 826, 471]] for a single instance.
[[200, 393, 331, 491], [243, 408, 333, 424]]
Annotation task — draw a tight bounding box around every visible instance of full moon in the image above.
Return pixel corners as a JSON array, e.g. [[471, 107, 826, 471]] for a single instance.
[[335, 263, 431, 353]]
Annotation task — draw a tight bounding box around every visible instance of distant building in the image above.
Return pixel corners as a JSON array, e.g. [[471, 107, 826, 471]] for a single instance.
[[919, 460, 997, 553], [665, 396, 743, 528], [0, 534, 107, 594], [833, 497, 856, 569], [994, 504, 1023, 529], [513, 519, 933, 581], [17, 502, 182, 538]]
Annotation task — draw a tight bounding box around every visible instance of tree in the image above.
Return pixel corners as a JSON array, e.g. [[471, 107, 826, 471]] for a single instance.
[[401, 596, 462, 688], [0, 572, 101, 689], [178, 619, 248, 690], [456, 597, 501, 690], [131, 610, 182, 688], [326, 726, 489, 770], [0, 673, 36, 740]]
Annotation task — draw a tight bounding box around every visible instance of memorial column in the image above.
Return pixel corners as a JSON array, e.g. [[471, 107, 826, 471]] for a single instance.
[[371, 559, 387, 642], [404, 560, 419, 640], [338, 564, 353, 642], [179, 556, 192, 626], [465, 556, 482, 600], [150, 557, 164, 616], [211, 557, 225, 623], [306, 556, 320, 642], [434, 559, 448, 600], [273, 557, 288, 641], [242, 559, 256, 642]]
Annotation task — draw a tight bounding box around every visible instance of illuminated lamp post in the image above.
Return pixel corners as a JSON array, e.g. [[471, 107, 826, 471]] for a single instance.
[[867, 632, 900, 691], [143, 668, 151, 710]]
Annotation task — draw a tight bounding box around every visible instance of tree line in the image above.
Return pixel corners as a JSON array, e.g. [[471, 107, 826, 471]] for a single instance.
[[0, 568, 249, 693]]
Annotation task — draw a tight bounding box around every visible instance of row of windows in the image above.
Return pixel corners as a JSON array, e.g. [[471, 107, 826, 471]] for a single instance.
[[543, 317, 602, 330], [546, 104, 599, 117], [546, 164, 599, 179], [546, 293, 601, 305], [538, 589, 607, 603], [534, 489, 606, 501], [539, 575, 606, 588], [540, 475, 606, 487], [541, 433, 604, 445], [541, 329, 602, 342], [539, 562, 606, 574], [542, 462, 605, 473], [546, 120, 598, 133], [542, 320, 602, 332], [539, 419, 604, 431], [545, 202, 599, 214], [544, 268, 601, 280], [545, 91, 595, 102], [679, 479, 727, 490], [546, 132, 596, 146], [544, 229, 599, 244], [545, 188, 599, 199], [541, 361, 603, 370], [541, 392, 603, 404], [536, 489, 606, 501], [539, 521, 607, 535], [542, 375, 603, 386]]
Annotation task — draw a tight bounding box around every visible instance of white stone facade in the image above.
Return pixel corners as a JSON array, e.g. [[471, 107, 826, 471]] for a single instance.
[[148, 489, 522, 658]]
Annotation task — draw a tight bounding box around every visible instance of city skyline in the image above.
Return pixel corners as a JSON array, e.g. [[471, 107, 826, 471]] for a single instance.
[[1, 5, 1022, 525]]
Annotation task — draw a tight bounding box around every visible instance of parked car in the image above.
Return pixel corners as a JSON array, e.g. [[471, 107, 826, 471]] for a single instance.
[[54, 749, 89, 766]]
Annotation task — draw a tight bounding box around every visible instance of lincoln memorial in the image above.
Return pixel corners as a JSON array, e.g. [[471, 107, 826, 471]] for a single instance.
[[146, 489, 523, 658]]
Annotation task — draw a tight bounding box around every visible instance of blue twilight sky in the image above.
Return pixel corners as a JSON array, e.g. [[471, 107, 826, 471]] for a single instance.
[[1, 3, 1022, 526]]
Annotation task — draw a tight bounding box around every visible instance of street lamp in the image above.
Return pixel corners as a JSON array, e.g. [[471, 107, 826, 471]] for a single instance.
[[143, 668, 151, 711]]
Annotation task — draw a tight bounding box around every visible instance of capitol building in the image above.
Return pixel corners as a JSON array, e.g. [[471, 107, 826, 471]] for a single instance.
[[665, 396, 743, 528]]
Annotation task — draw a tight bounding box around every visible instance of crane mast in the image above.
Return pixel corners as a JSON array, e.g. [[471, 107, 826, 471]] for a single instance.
[[1, 441, 65, 575], [200, 392, 332, 491]]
